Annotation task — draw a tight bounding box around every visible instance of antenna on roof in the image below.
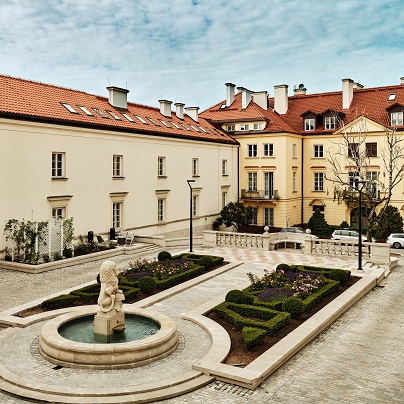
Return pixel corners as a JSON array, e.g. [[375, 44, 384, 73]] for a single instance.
[[108, 77, 110, 86]]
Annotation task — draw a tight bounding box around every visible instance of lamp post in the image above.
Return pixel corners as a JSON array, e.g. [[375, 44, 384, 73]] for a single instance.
[[355, 177, 367, 271], [187, 180, 196, 252]]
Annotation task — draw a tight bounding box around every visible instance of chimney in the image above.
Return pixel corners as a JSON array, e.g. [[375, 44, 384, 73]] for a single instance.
[[273, 84, 289, 114], [342, 78, 354, 109], [225, 82, 236, 106], [107, 86, 129, 109], [353, 82, 364, 89], [237, 87, 253, 109], [400, 76, 404, 85], [252, 91, 268, 110], [293, 83, 307, 95], [158, 99, 172, 118], [185, 106, 199, 122], [175, 102, 185, 120]]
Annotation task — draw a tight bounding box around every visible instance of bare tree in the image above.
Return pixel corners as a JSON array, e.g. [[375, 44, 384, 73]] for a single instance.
[[326, 115, 404, 240]]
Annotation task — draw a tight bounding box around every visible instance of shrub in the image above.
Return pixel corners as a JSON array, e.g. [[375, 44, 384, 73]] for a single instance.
[[138, 276, 157, 294], [42, 254, 50, 263], [158, 251, 172, 261], [242, 327, 267, 349], [197, 256, 214, 269], [42, 294, 81, 310], [328, 269, 350, 284], [282, 297, 304, 319], [276, 263, 291, 272], [225, 290, 246, 304], [53, 252, 63, 261], [63, 248, 73, 258]]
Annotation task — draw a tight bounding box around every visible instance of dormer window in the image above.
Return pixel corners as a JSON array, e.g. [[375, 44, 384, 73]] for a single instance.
[[391, 111, 403, 126], [226, 124, 235, 131], [324, 116, 336, 130], [253, 123, 263, 130], [240, 124, 249, 131], [304, 118, 315, 131]]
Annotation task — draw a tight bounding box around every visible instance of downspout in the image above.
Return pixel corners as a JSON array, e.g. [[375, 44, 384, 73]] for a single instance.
[[301, 137, 304, 226]]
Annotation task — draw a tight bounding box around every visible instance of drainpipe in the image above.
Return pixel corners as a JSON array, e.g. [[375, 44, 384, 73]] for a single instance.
[[301, 137, 304, 227]]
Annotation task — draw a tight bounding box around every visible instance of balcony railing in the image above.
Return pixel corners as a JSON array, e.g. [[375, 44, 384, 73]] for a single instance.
[[240, 189, 279, 200]]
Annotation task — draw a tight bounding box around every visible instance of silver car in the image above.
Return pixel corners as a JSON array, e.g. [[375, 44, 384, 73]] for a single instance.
[[331, 229, 367, 242], [386, 234, 404, 249]]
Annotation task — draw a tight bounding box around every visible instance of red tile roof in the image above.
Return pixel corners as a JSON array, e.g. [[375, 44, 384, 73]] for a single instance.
[[0, 74, 237, 144]]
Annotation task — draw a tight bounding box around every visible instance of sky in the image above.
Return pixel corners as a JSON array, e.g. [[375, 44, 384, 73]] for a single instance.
[[0, 0, 403, 111]]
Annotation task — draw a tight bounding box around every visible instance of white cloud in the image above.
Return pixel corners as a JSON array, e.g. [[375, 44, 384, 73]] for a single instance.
[[0, 0, 403, 110]]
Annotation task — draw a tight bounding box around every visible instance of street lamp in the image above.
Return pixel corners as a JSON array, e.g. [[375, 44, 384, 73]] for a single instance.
[[355, 176, 367, 271], [187, 180, 196, 252]]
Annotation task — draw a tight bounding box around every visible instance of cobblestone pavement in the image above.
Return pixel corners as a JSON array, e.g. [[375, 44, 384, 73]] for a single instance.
[[0, 247, 403, 403]]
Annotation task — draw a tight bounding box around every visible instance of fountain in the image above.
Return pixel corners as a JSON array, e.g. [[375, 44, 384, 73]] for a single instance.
[[39, 260, 178, 369]]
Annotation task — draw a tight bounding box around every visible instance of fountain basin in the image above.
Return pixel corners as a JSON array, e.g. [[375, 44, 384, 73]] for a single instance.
[[39, 306, 178, 369]]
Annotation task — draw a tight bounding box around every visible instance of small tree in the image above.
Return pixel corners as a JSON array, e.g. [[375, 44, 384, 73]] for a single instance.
[[374, 205, 403, 242], [307, 209, 332, 238], [213, 202, 254, 232]]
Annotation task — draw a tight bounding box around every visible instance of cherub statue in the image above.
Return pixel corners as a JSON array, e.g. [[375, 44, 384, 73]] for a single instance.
[[97, 260, 125, 313]]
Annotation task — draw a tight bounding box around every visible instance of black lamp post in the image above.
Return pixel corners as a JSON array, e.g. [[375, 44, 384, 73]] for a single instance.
[[187, 180, 196, 252], [355, 177, 367, 271]]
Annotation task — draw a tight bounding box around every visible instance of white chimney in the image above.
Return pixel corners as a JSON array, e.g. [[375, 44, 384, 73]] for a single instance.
[[237, 87, 253, 109], [252, 91, 268, 110], [342, 78, 354, 109], [225, 82, 236, 106], [353, 82, 364, 89], [158, 99, 172, 118], [273, 84, 289, 114], [400, 76, 404, 84], [107, 86, 129, 109], [175, 102, 185, 120], [185, 106, 199, 122]]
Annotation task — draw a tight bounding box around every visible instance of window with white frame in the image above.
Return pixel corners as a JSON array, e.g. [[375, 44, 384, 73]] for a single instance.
[[253, 123, 263, 130], [250, 207, 258, 225], [314, 172, 324, 191], [52, 152, 65, 178], [292, 171, 297, 192], [240, 124, 249, 131], [314, 145, 324, 158], [248, 144, 257, 157], [349, 171, 359, 190], [222, 159, 228, 175], [390, 111, 403, 126], [292, 144, 297, 158], [113, 155, 123, 177], [263, 143, 274, 157], [52, 207, 65, 219], [305, 118, 315, 131], [324, 116, 336, 130], [248, 172, 257, 191], [264, 207, 274, 226], [157, 198, 165, 222], [158, 156, 166, 177], [264, 172, 274, 198], [192, 158, 199, 177], [192, 195, 198, 216], [112, 202, 122, 229], [222, 191, 227, 209], [366, 171, 378, 196]]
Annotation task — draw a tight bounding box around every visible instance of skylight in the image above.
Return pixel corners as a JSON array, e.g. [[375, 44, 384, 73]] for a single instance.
[[106, 110, 121, 120], [93, 107, 108, 118], [61, 103, 78, 114], [169, 121, 182, 129], [220, 104, 226, 109], [122, 113, 134, 122], [160, 120, 171, 128], [198, 126, 208, 133], [77, 105, 93, 116], [147, 117, 160, 126], [135, 115, 147, 124], [190, 125, 199, 132], [179, 122, 191, 131], [388, 93, 396, 101]]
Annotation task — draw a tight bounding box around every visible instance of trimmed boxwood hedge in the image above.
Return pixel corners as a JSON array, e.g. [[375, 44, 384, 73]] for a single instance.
[[242, 327, 267, 349], [42, 294, 81, 310]]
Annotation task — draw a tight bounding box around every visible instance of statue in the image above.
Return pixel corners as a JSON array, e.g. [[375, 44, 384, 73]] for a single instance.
[[97, 260, 125, 313]]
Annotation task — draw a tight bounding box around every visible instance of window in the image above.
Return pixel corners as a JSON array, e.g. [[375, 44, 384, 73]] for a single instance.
[[292, 144, 297, 158], [388, 93, 396, 101], [349, 171, 359, 190], [240, 124, 250, 131], [158, 157, 166, 177], [314, 145, 324, 158], [222, 192, 227, 209], [192, 158, 199, 176], [112, 202, 122, 229], [391, 112, 403, 126], [264, 208, 274, 226], [157, 199, 165, 222], [226, 124, 235, 131], [264, 172, 274, 198], [192, 195, 198, 216], [113, 155, 123, 177], [135, 115, 148, 124], [122, 113, 134, 122], [147, 117, 160, 126], [292, 171, 297, 192], [160, 120, 171, 128], [222, 159, 228, 175], [305, 118, 315, 131], [248, 144, 257, 157], [169, 121, 181, 129], [78, 105, 93, 116], [253, 123, 263, 130], [348, 143, 359, 158], [52, 152, 65, 178], [250, 208, 258, 225], [314, 172, 324, 191], [106, 110, 121, 120], [366, 142, 377, 157], [263, 143, 274, 157], [52, 207, 65, 219], [93, 107, 108, 118], [366, 171, 378, 196], [248, 172, 257, 191], [61, 103, 78, 114], [324, 117, 336, 130]]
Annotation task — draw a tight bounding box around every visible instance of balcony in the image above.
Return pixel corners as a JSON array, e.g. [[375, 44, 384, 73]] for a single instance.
[[240, 189, 279, 200]]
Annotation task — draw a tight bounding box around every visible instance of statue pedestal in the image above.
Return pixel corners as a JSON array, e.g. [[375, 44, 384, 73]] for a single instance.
[[94, 310, 125, 338]]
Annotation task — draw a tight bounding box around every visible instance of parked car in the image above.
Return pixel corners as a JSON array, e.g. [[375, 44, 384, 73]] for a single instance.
[[386, 234, 404, 249], [280, 227, 305, 234], [331, 229, 367, 243]]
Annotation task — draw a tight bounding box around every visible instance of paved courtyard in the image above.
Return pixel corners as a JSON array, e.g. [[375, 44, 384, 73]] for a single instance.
[[0, 246, 402, 403]]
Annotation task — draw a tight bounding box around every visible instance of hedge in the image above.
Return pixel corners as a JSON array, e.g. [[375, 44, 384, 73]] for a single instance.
[[242, 327, 267, 349], [42, 294, 81, 310], [155, 264, 205, 290], [302, 280, 340, 311]]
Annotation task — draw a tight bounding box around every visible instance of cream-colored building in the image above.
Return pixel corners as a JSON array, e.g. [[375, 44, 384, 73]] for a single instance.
[[201, 79, 404, 230], [0, 75, 238, 252]]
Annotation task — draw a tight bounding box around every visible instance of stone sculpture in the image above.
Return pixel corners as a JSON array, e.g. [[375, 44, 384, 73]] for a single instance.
[[97, 260, 125, 313]]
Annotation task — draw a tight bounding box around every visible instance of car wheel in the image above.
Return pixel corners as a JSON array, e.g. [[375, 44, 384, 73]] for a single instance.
[[392, 242, 401, 249]]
